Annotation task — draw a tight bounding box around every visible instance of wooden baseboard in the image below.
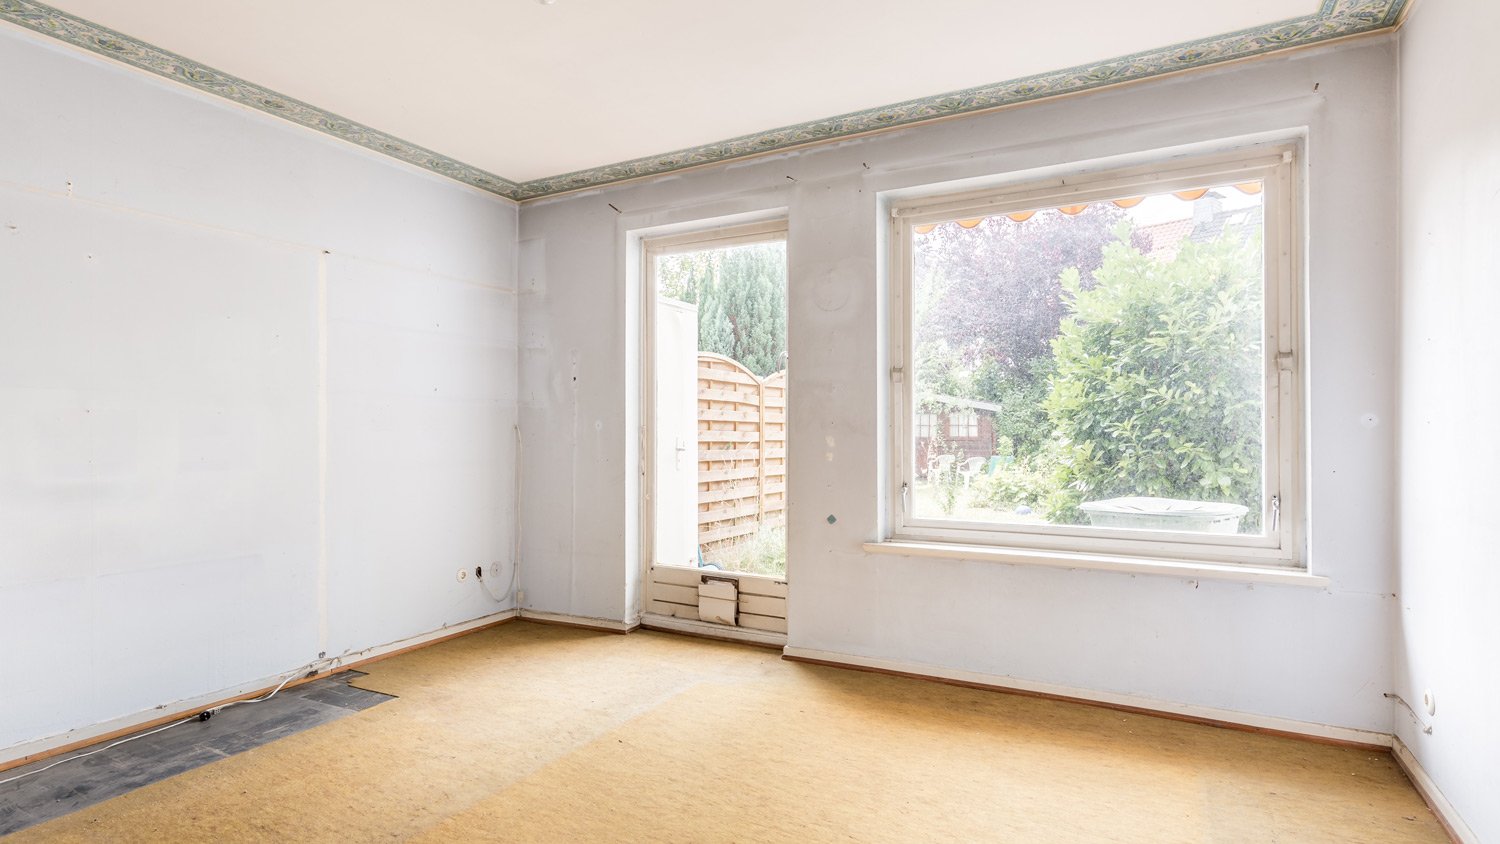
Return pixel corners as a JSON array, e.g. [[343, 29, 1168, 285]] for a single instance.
[[0, 610, 519, 774], [638, 613, 787, 649], [517, 609, 638, 634], [1392, 738, 1475, 844], [782, 646, 1391, 751]]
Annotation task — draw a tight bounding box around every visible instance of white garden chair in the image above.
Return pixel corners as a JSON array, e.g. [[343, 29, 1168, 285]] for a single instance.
[[929, 454, 956, 480], [958, 456, 986, 488]]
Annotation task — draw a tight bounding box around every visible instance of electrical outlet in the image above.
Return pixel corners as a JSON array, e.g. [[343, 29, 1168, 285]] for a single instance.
[[456, 568, 468, 582], [1423, 690, 1436, 716]]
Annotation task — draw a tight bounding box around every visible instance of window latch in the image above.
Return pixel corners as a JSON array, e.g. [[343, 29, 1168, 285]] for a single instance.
[[900, 481, 909, 513], [1270, 494, 1281, 531]]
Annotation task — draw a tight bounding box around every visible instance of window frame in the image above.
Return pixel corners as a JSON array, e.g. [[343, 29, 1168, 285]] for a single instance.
[[886, 143, 1305, 568]]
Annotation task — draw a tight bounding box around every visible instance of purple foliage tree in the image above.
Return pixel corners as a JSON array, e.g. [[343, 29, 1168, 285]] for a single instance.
[[914, 204, 1129, 377]]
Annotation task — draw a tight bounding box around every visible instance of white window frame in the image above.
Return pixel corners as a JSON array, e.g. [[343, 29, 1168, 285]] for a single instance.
[[885, 143, 1305, 569]]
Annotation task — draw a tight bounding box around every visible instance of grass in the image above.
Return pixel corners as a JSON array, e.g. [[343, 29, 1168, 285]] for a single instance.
[[911, 482, 1048, 525], [703, 525, 786, 576]]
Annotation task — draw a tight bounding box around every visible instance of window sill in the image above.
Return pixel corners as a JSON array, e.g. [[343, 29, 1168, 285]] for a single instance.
[[861, 540, 1327, 587]]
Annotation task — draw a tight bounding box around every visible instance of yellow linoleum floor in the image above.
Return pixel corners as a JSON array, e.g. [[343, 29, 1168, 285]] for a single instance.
[[12, 621, 1446, 843]]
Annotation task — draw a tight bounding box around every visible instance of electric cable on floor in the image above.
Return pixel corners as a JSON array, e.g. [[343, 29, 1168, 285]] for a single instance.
[[0, 716, 197, 788], [0, 661, 317, 788]]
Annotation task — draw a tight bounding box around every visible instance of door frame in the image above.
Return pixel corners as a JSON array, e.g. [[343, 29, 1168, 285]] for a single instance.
[[639, 219, 790, 626]]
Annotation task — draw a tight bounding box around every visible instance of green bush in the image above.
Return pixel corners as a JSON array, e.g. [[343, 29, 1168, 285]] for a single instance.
[[970, 461, 1052, 513], [1043, 231, 1265, 527], [977, 357, 1055, 461]]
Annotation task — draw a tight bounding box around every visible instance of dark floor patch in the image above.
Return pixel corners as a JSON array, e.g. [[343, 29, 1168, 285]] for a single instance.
[[0, 671, 393, 836]]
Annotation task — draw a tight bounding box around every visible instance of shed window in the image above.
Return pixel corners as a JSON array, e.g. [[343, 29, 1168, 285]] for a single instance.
[[948, 410, 978, 438], [915, 412, 938, 439]]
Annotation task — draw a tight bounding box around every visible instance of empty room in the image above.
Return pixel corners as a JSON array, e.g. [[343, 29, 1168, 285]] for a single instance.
[[1, 0, 1495, 840]]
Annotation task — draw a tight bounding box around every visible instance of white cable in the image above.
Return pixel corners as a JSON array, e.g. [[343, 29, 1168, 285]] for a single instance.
[[1384, 692, 1434, 735], [208, 669, 298, 716], [1, 661, 321, 788], [514, 422, 523, 604], [477, 423, 522, 604], [476, 557, 515, 603], [0, 716, 196, 787]]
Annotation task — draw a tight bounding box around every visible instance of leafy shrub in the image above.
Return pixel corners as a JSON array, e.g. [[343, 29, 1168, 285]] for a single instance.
[[1043, 231, 1265, 527], [976, 357, 1055, 461], [970, 461, 1052, 513]]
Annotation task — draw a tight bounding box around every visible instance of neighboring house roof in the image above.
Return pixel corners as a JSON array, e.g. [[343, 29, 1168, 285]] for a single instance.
[[1137, 218, 1195, 262], [1136, 199, 1263, 263], [927, 394, 1003, 413], [1188, 205, 1264, 245]]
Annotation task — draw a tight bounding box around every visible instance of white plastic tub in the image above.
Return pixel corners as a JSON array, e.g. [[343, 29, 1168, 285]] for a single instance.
[[1079, 496, 1248, 534]]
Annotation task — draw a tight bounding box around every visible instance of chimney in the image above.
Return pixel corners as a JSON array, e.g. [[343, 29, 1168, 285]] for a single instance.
[[1193, 191, 1225, 227]]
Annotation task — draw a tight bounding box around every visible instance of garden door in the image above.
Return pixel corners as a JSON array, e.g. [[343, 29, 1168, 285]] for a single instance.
[[642, 221, 789, 638]]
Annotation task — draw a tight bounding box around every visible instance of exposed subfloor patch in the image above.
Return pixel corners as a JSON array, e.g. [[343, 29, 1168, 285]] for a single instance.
[[0, 672, 393, 836]]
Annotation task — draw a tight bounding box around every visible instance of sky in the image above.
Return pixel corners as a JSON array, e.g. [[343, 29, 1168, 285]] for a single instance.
[[1121, 181, 1263, 226]]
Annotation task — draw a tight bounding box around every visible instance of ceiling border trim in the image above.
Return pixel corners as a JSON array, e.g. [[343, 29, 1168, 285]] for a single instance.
[[511, 0, 1406, 199], [1, 0, 1405, 201], [0, 0, 525, 199]]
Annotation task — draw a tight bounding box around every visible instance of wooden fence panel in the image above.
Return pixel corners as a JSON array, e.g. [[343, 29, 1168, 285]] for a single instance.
[[761, 371, 788, 531], [697, 354, 787, 553]]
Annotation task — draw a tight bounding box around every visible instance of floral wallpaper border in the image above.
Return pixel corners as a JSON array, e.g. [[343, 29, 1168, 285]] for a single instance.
[[0, 0, 1406, 201], [0, 0, 523, 197]]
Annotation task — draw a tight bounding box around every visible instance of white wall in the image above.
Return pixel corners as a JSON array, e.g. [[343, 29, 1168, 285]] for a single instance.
[[1395, 0, 1500, 838], [519, 38, 1401, 733], [0, 27, 518, 753]]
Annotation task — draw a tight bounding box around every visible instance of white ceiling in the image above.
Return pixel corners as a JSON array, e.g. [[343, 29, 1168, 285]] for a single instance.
[[44, 0, 1318, 185]]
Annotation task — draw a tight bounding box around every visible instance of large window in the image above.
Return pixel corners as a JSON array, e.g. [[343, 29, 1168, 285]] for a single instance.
[[888, 146, 1303, 567]]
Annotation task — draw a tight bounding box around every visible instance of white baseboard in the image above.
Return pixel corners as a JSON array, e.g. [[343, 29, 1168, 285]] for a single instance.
[[1, 609, 518, 770], [1392, 737, 1476, 843], [518, 608, 638, 632], [639, 612, 787, 647], [781, 645, 1392, 748]]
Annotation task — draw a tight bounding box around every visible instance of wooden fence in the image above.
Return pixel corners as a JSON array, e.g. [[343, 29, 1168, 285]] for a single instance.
[[696, 353, 786, 552]]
